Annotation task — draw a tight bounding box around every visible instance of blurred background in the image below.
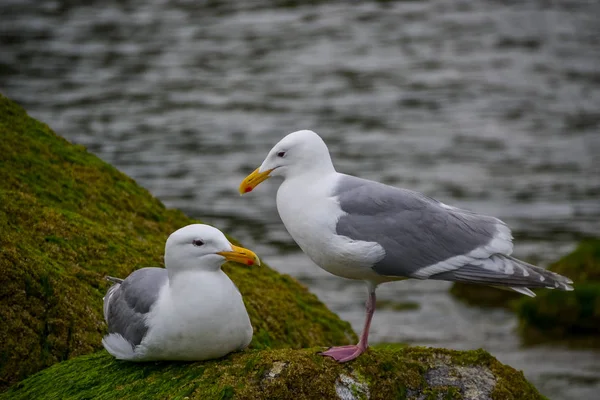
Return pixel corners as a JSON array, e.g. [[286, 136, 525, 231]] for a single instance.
[[1, 0, 599, 398]]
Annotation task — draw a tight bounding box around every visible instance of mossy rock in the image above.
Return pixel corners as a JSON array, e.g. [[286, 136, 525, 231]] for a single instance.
[[516, 240, 600, 347], [1, 347, 543, 400], [0, 94, 355, 389], [541, 239, 600, 282], [450, 240, 600, 310]]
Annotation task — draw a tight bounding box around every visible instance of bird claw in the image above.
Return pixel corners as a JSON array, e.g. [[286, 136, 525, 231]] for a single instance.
[[319, 345, 365, 363]]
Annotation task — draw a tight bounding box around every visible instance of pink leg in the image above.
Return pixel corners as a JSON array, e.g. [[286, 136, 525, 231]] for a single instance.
[[320, 284, 376, 363]]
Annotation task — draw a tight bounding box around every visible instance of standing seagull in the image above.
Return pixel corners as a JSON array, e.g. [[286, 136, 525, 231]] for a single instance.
[[239, 130, 573, 363], [102, 224, 259, 361]]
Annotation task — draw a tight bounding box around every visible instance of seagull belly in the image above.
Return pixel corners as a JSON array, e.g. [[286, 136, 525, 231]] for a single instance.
[[139, 271, 252, 361]]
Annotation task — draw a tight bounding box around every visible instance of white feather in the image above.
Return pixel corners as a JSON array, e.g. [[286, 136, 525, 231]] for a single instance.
[[510, 287, 536, 297], [102, 333, 137, 360]]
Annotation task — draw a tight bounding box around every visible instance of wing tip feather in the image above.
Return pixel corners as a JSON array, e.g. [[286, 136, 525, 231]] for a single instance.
[[511, 287, 536, 297]]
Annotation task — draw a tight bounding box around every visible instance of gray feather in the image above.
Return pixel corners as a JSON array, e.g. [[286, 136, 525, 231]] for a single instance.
[[429, 255, 574, 291], [103, 268, 168, 346], [334, 174, 507, 277]]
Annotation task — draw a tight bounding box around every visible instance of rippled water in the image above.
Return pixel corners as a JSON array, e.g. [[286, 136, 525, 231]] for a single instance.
[[2, 0, 600, 398]]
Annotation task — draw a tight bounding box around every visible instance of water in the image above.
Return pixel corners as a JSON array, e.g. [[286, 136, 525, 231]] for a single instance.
[[2, 0, 600, 398]]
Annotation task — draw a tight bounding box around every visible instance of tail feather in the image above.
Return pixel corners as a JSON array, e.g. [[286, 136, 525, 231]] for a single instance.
[[102, 333, 137, 360], [509, 287, 536, 297], [430, 254, 574, 293], [489, 285, 536, 297]]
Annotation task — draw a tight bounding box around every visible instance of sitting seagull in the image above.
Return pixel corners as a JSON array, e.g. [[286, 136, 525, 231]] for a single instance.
[[102, 224, 259, 361], [239, 130, 574, 363]]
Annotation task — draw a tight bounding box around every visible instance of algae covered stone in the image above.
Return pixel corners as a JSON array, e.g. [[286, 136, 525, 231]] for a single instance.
[[516, 240, 600, 347], [1, 347, 544, 400], [0, 94, 354, 389], [450, 239, 600, 347]]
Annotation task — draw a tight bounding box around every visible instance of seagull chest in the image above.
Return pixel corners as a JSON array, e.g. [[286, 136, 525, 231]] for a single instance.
[[276, 176, 386, 282], [139, 270, 252, 361]]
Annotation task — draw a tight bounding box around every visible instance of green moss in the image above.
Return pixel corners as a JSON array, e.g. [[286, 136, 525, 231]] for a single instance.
[[1, 347, 543, 400], [543, 239, 600, 282], [516, 240, 600, 347], [517, 282, 600, 347], [448, 240, 600, 346], [449, 240, 600, 347], [0, 94, 355, 389]]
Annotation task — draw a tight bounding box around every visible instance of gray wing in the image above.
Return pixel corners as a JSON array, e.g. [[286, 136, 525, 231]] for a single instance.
[[334, 175, 574, 291], [334, 174, 513, 279], [103, 267, 168, 346]]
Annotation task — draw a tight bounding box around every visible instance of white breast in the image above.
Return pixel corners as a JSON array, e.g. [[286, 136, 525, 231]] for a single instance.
[[138, 270, 252, 361], [276, 172, 385, 282]]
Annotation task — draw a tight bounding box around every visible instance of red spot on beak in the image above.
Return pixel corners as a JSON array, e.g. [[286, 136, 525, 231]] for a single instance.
[[246, 260, 254, 266], [244, 186, 252, 193]]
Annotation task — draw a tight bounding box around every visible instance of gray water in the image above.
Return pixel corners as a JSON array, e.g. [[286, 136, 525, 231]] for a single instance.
[[2, 0, 600, 398]]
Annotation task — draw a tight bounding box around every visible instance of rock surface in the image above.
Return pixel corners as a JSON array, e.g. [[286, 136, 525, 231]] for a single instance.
[[0, 94, 354, 389], [517, 240, 600, 347], [1, 347, 543, 400], [449, 238, 600, 347]]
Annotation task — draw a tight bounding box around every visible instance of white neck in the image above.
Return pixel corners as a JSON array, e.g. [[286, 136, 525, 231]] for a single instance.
[[168, 267, 223, 288], [285, 161, 336, 184], [165, 254, 223, 280]]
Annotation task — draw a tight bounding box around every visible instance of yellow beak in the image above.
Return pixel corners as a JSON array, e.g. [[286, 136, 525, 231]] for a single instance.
[[217, 244, 261, 266], [239, 168, 273, 195]]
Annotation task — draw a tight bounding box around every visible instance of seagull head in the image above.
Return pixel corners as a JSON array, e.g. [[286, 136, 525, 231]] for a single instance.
[[239, 130, 335, 194], [165, 224, 260, 271]]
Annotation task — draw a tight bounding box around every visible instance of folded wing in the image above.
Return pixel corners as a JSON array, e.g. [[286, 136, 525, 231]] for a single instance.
[[334, 175, 572, 291], [103, 268, 168, 347]]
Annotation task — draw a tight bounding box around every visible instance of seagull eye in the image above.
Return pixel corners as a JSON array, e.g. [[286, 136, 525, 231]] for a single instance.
[[192, 239, 204, 247], [277, 151, 286, 158]]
